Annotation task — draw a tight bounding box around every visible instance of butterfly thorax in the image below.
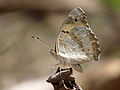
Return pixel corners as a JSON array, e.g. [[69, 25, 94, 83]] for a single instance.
[[49, 49, 69, 65]]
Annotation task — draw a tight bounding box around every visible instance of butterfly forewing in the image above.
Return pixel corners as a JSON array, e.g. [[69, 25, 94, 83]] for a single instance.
[[56, 7, 101, 62]]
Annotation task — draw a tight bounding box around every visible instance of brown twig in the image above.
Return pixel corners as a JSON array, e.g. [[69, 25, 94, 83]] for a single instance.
[[47, 67, 82, 90]]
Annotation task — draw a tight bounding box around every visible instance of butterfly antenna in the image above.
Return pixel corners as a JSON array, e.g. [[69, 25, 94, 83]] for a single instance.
[[32, 35, 51, 50]]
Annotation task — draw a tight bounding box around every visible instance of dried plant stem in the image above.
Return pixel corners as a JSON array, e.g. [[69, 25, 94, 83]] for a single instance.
[[47, 67, 83, 90]]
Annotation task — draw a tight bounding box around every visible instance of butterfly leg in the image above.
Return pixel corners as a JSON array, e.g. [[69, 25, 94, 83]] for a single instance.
[[52, 63, 61, 67], [52, 63, 62, 73], [52, 58, 61, 67], [71, 64, 83, 73], [55, 59, 60, 64]]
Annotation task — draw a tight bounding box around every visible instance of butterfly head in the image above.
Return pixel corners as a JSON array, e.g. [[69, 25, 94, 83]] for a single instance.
[[49, 49, 57, 58]]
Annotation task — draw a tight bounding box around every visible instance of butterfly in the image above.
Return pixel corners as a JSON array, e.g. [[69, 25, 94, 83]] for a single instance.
[[32, 7, 101, 72]]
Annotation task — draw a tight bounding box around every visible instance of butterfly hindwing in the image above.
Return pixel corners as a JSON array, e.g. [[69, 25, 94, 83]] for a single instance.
[[69, 26, 101, 61]]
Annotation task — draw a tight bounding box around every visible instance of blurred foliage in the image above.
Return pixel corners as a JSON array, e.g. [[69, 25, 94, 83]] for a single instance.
[[0, 0, 120, 90], [103, 0, 120, 11]]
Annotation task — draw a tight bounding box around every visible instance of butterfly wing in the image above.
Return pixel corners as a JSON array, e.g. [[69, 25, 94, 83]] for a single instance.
[[56, 7, 101, 63]]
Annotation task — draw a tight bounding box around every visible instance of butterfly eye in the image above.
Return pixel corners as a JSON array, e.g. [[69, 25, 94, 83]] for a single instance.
[[74, 19, 78, 22]]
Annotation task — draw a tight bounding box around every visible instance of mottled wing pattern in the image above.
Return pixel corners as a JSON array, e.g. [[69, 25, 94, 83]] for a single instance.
[[56, 7, 101, 63], [69, 26, 101, 61]]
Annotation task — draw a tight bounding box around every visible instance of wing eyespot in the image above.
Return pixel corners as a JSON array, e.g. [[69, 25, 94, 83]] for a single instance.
[[62, 30, 65, 33], [74, 19, 78, 22], [66, 31, 69, 34], [62, 30, 69, 34]]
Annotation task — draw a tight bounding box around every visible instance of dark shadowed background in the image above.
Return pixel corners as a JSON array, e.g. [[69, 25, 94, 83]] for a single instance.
[[0, 0, 120, 90]]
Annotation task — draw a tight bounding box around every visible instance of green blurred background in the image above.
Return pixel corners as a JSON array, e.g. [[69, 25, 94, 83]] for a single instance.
[[0, 0, 120, 90]]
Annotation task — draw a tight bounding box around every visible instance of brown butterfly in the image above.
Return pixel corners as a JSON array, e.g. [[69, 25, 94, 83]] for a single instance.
[[32, 7, 101, 72]]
